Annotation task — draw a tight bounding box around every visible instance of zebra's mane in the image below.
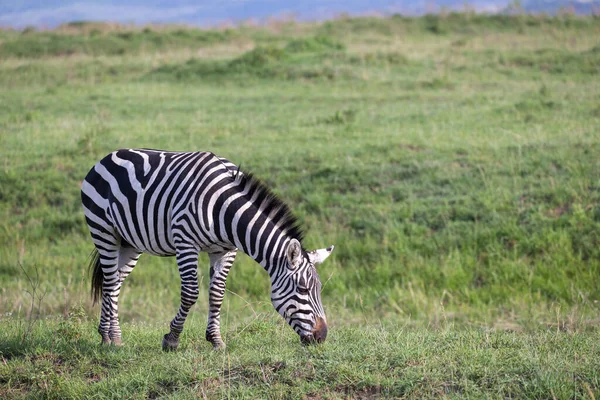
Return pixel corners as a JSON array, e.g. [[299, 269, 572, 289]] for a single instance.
[[234, 171, 305, 244]]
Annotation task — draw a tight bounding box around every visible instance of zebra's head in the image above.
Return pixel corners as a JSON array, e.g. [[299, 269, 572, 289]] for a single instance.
[[271, 238, 334, 344]]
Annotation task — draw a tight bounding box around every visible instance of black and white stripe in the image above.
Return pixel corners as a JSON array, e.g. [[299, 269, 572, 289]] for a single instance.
[[82, 149, 333, 350]]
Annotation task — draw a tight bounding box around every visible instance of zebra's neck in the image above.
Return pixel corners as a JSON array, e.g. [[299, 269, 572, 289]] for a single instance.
[[193, 163, 303, 279], [222, 208, 291, 278], [196, 188, 291, 277]]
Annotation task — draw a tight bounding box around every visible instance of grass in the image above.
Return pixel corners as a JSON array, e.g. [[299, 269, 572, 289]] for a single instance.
[[0, 12, 600, 398], [0, 25, 240, 58], [2, 315, 600, 399]]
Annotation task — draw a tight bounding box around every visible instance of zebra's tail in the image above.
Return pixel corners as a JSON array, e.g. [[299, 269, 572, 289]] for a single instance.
[[89, 248, 103, 305]]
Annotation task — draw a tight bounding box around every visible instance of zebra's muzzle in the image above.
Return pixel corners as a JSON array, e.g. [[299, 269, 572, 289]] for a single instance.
[[300, 317, 328, 345]]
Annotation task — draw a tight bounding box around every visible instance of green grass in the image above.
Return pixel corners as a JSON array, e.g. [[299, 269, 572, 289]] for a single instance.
[[0, 25, 240, 58], [1, 13, 600, 398], [2, 315, 600, 399]]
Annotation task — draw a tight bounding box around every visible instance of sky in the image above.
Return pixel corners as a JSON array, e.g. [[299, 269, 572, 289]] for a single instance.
[[0, 0, 597, 28]]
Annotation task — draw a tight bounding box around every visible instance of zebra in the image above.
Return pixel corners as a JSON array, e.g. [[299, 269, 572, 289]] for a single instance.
[[81, 149, 334, 350]]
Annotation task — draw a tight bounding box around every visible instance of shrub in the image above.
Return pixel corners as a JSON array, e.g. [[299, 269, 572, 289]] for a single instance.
[[284, 35, 345, 53], [228, 46, 287, 69]]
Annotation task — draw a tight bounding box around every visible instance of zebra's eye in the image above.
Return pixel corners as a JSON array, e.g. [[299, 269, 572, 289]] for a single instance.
[[297, 286, 309, 295]]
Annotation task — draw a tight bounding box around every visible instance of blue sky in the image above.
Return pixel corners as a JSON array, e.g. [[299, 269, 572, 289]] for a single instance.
[[0, 1, 597, 28]]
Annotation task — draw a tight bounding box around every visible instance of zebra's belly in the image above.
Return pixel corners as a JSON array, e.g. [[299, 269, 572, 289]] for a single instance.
[[117, 231, 177, 257], [107, 203, 177, 256], [109, 208, 232, 256], [119, 231, 231, 257]]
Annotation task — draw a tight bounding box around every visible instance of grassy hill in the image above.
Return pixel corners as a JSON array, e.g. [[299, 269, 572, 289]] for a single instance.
[[1, 13, 599, 398]]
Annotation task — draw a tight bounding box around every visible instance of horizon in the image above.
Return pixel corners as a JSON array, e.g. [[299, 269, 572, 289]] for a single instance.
[[1, 0, 599, 29]]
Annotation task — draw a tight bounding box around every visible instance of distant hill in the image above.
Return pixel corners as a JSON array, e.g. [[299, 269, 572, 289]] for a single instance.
[[0, 0, 598, 29]]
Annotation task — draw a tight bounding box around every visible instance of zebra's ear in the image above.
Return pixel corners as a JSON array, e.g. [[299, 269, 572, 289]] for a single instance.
[[308, 245, 334, 266], [286, 239, 302, 269]]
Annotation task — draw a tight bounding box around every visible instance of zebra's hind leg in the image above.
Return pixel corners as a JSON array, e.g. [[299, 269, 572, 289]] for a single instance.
[[108, 245, 141, 346], [95, 244, 119, 346], [163, 243, 199, 351], [96, 243, 140, 346], [206, 250, 237, 350]]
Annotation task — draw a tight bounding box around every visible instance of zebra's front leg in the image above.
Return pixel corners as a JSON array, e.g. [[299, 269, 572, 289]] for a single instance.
[[163, 246, 200, 351], [206, 250, 237, 350]]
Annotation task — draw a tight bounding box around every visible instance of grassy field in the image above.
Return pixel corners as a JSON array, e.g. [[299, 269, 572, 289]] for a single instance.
[[1, 13, 600, 398]]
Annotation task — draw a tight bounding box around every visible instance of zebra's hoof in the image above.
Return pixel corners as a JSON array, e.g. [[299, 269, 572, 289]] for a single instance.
[[211, 340, 226, 351], [101, 336, 111, 345], [111, 337, 123, 346], [206, 331, 225, 350], [162, 334, 179, 352]]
